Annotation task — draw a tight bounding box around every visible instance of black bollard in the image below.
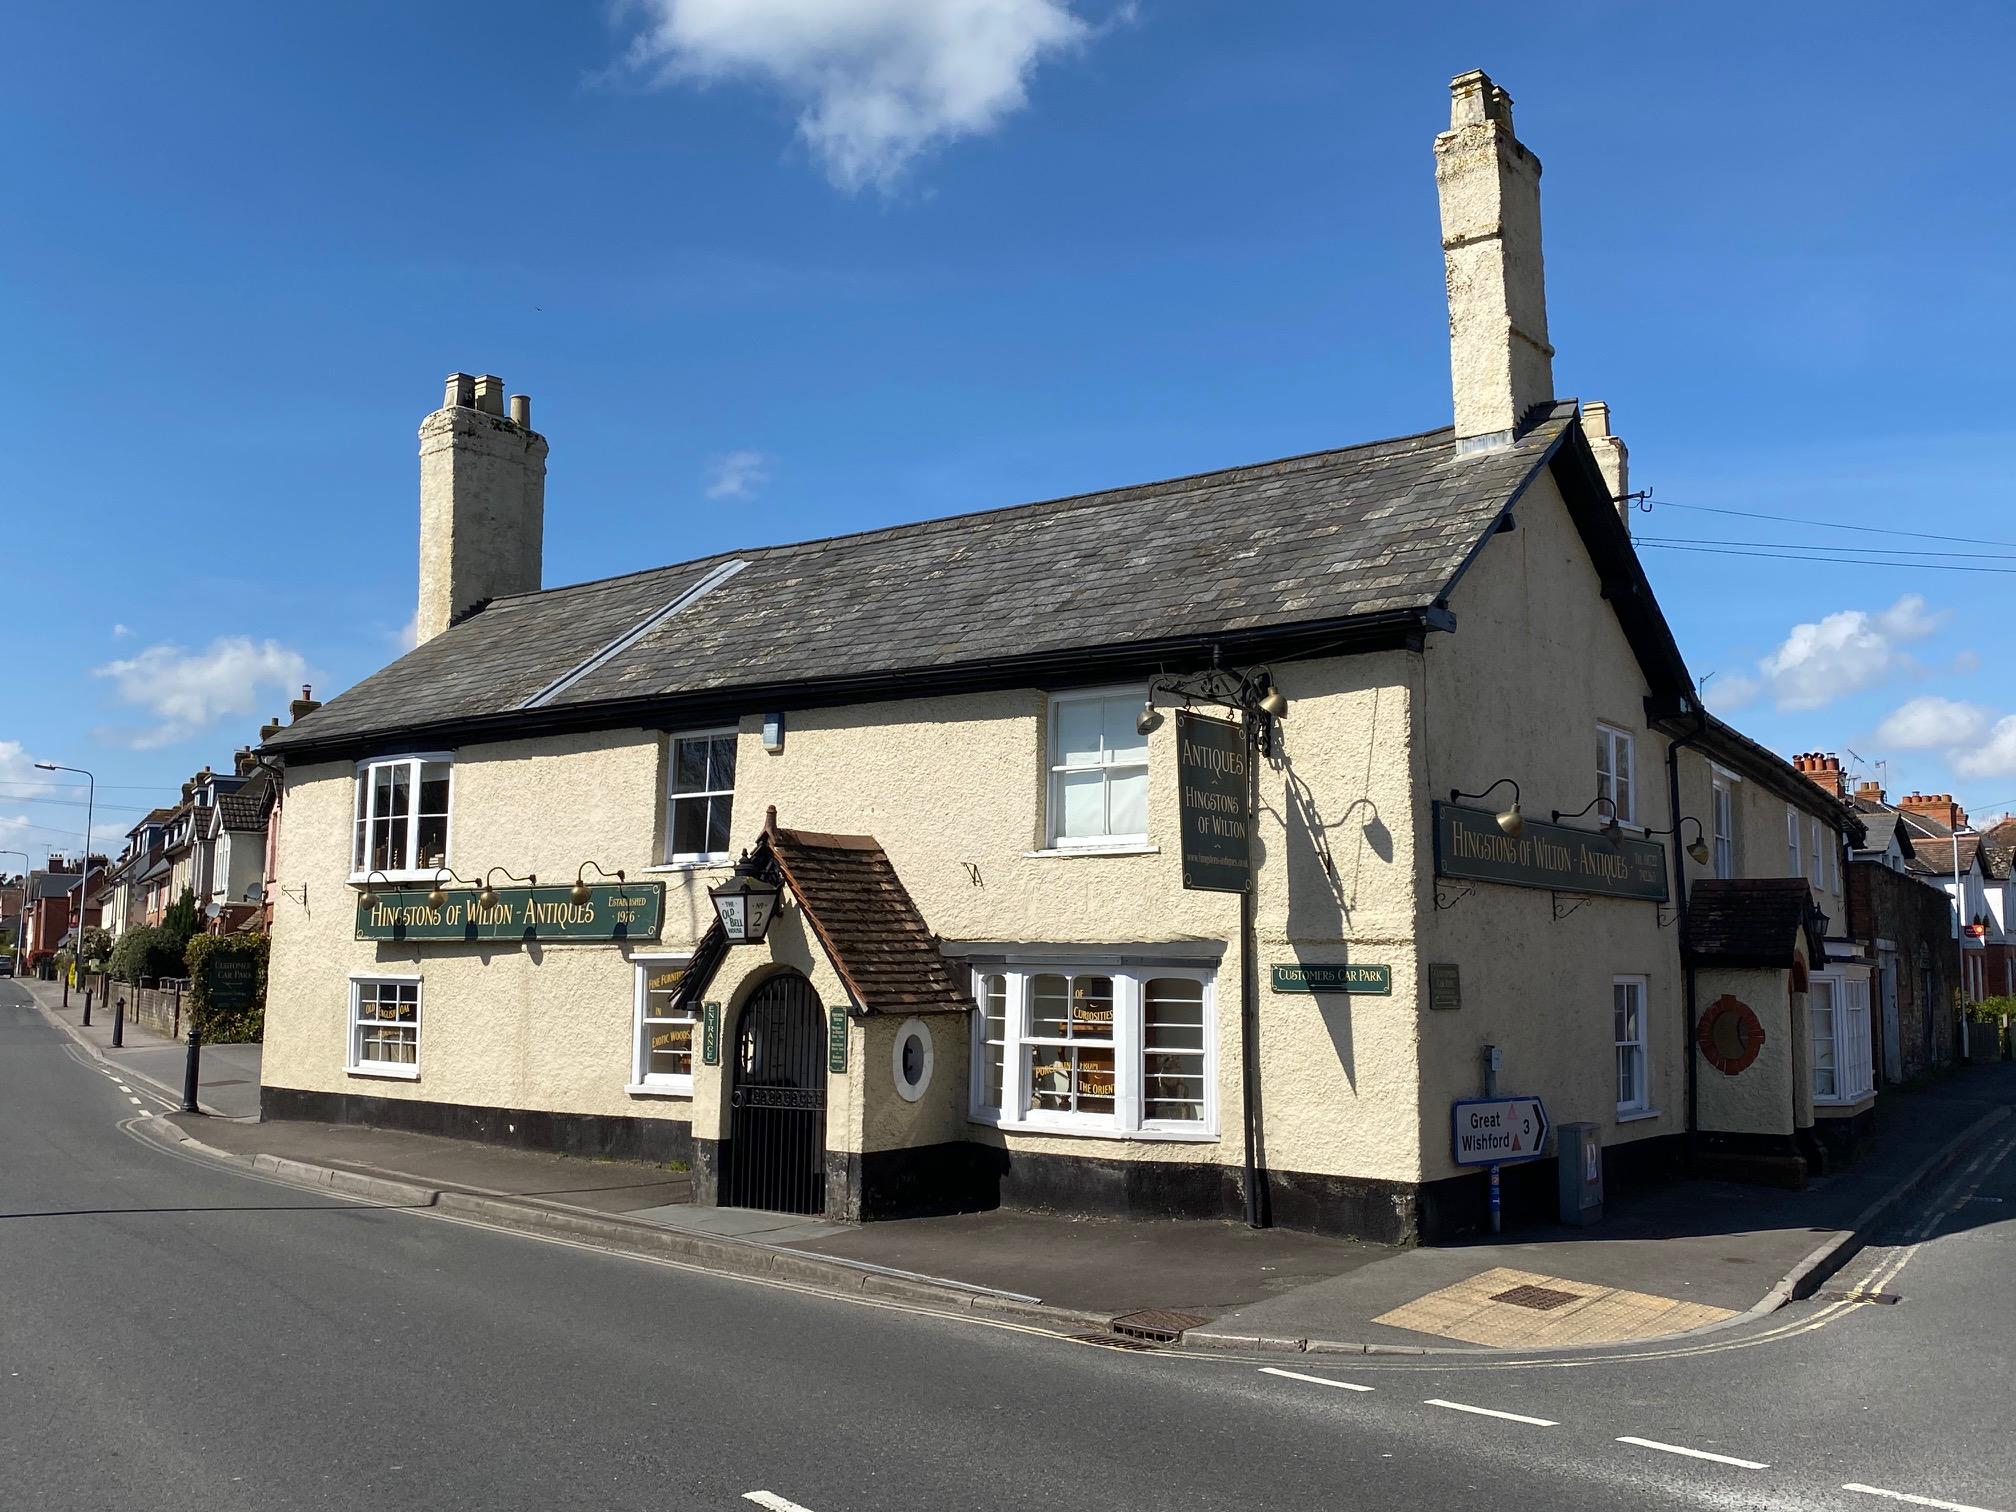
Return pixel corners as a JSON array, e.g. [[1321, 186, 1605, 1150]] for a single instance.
[[180, 1021, 203, 1114], [62, 974, 70, 1009], [82, 986, 92, 1027], [113, 997, 125, 1048]]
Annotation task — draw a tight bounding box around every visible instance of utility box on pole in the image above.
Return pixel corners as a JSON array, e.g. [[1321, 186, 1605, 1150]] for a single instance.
[[1556, 1121, 1604, 1226]]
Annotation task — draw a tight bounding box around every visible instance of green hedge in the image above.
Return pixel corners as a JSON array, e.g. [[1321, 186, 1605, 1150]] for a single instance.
[[184, 932, 267, 1043], [110, 925, 186, 986]]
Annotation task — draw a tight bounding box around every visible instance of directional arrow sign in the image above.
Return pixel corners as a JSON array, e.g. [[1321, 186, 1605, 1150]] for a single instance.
[[1451, 1096, 1550, 1167]]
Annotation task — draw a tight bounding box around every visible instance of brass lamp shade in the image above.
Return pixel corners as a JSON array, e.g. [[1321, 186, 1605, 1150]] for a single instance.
[[1496, 802, 1524, 839]]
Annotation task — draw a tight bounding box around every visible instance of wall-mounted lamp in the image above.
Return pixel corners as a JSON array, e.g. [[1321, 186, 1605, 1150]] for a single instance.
[[1135, 700, 1162, 737], [1553, 795, 1622, 843], [1451, 778, 1524, 838], [478, 867, 536, 910], [426, 867, 479, 910], [571, 861, 626, 906], [1255, 674, 1288, 719], [1646, 816, 1711, 866], [358, 869, 395, 894], [709, 850, 782, 945], [762, 712, 785, 753]]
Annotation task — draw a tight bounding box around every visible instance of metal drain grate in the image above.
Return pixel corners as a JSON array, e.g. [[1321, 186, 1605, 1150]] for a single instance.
[[1110, 1308, 1214, 1344], [1489, 1284, 1582, 1312], [1816, 1289, 1903, 1305], [1068, 1332, 1163, 1351]]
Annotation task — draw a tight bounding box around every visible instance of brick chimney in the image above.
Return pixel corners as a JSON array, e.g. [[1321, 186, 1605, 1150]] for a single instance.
[[1435, 70, 1555, 452], [416, 371, 547, 644], [289, 684, 321, 723], [1583, 400, 1629, 519], [1855, 779, 1886, 805], [1790, 753, 1846, 800], [1900, 792, 1968, 831]]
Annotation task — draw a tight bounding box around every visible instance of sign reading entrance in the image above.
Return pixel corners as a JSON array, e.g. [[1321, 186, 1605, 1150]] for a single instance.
[[1271, 963, 1392, 995], [1433, 803, 1668, 903], [354, 883, 665, 942], [827, 1006, 849, 1074], [1451, 1096, 1550, 1166], [1177, 710, 1250, 893], [701, 1002, 721, 1066]]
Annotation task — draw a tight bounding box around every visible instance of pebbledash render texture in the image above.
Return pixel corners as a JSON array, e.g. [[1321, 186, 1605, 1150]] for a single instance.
[[257, 70, 1870, 1244]]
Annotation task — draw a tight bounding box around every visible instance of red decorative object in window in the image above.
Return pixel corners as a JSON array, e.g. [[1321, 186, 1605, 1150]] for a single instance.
[[1697, 994, 1767, 1076]]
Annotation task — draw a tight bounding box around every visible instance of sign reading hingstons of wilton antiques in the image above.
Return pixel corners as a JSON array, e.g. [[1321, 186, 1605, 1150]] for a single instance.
[[354, 883, 665, 942], [1177, 710, 1250, 893], [1271, 963, 1392, 995], [828, 1006, 849, 1074], [1432, 803, 1668, 903]]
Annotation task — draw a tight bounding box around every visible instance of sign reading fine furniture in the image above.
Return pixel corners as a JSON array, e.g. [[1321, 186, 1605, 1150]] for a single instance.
[[1432, 802, 1668, 903], [354, 883, 665, 942], [1271, 963, 1392, 995], [1177, 710, 1250, 893]]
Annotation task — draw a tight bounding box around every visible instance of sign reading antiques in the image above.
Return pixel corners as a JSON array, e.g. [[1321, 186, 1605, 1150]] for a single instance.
[[1432, 802, 1668, 903], [354, 883, 665, 943], [1177, 710, 1250, 893], [1271, 963, 1392, 995]]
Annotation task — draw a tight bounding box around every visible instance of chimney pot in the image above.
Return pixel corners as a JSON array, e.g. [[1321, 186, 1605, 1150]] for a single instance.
[[473, 374, 506, 416], [1435, 69, 1555, 450], [444, 372, 476, 410], [509, 393, 531, 428]]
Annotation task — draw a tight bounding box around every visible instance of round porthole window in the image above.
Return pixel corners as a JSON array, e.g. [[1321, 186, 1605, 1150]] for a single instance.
[[892, 1017, 933, 1102]]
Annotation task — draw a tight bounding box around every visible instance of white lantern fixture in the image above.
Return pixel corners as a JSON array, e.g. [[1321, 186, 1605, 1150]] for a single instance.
[[709, 852, 782, 945]]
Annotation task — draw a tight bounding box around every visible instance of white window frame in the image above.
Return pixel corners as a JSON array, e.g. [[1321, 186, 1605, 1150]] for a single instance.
[[1787, 805, 1801, 877], [350, 754, 454, 883], [664, 728, 738, 865], [1711, 773, 1735, 880], [346, 973, 421, 1079], [1046, 687, 1152, 850], [1810, 817, 1825, 888], [1614, 975, 1650, 1116], [630, 953, 696, 1095], [1809, 972, 1873, 1104], [1596, 724, 1637, 826], [969, 962, 1217, 1140]]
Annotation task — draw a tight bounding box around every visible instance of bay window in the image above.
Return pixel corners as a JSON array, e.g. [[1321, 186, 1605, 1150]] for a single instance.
[[631, 955, 696, 1093], [348, 976, 420, 1077], [971, 963, 1215, 1136], [1596, 725, 1636, 825], [1812, 973, 1872, 1103], [352, 755, 452, 879], [1047, 690, 1150, 848]]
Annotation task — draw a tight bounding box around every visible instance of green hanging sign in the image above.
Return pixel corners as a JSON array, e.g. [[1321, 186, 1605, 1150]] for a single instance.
[[701, 1002, 721, 1066], [354, 883, 665, 943]]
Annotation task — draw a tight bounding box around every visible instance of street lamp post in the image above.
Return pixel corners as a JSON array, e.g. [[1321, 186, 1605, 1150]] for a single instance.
[[35, 764, 94, 1014]]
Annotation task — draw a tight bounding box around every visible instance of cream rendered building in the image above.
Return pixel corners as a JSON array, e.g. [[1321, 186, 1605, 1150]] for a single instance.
[[259, 72, 1865, 1244]]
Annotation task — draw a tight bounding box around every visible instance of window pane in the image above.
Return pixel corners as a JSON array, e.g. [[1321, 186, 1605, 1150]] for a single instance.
[[1107, 768, 1147, 836], [1144, 978, 1204, 1049], [1068, 975, 1114, 1037], [1144, 978, 1205, 1123], [645, 1013, 694, 1079], [671, 795, 710, 856], [1059, 770, 1104, 838], [1029, 974, 1069, 1038], [673, 737, 709, 793], [1103, 698, 1147, 765], [1617, 1046, 1637, 1105], [1056, 699, 1103, 768], [706, 793, 734, 856], [979, 974, 1007, 1110], [709, 735, 737, 792]]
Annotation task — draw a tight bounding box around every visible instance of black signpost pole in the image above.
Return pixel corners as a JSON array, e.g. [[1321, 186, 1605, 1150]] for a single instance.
[[1239, 705, 1264, 1230]]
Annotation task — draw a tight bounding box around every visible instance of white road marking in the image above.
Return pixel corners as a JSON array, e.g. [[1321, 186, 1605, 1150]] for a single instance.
[[743, 1493, 817, 1512], [115, 1084, 131, 1092], [127, 1096, 143, 1105], [1422, 1398, 1556, 1426], [1616, 1436, 1768, 1469], [1260, 1367, 1375, 1392], [1843, 1484, 2001, 1511]]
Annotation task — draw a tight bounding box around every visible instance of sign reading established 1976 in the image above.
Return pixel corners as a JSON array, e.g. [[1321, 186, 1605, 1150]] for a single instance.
[[354, 883, 665, 942], [1271, 963, 1392, 995], [1177, 710, 1250, 894], [1433, 802, 1668, 903]]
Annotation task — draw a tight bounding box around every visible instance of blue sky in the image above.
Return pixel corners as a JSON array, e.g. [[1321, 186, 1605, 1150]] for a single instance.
[[5, 0, 2014, 863]]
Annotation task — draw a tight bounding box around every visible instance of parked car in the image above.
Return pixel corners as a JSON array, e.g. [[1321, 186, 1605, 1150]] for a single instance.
[[0, 955, 16, 976]]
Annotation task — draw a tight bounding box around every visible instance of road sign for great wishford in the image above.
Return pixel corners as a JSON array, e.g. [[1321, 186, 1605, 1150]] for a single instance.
[[1450, 1096, 1550, 1166]]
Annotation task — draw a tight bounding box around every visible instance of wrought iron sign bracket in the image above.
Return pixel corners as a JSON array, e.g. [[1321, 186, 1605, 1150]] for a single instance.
[[1434, 880, 1473, 912], [1550, 891, 1591, 922], [1657, 904, 1679, 930]]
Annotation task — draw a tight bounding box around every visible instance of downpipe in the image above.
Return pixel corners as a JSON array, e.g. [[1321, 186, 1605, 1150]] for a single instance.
[[1666, 711, 1709, 1166]]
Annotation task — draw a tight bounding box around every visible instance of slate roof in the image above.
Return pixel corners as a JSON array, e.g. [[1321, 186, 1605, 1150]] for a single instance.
[[216, 771, 274, 831], [266, 412, 1581, 757], [769, 822, 971, 1015], [1685, 878, 1823, 967]]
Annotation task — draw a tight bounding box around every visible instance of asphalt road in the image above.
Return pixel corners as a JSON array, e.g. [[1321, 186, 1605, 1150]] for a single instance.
[[4, 980, 2012, 1511]]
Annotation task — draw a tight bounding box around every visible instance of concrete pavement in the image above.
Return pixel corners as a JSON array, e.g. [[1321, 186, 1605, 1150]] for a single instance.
[[20, 975, 262, 1118], [5, 975, 2014, 1511]]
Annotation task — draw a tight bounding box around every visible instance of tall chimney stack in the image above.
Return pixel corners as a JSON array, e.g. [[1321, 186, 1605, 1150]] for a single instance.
[[416, 370, 548, 644], [1435, 70, 1555, 452]]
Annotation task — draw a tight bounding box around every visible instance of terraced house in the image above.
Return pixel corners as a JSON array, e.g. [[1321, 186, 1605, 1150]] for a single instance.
[[258, 73, 1866, 1243]]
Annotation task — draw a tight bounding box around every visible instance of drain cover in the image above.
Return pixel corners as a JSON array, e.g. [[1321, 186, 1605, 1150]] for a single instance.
[[1816, 1289, 1903, 1305], [1068, 1332, 1163, 1351], [1489, 1284, 1582, 1312], [1110, 1308, 1213, 1343]]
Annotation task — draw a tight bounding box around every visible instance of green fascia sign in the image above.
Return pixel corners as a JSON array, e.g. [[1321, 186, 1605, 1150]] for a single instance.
[[1433, 802, 1669, 903], [354, 883, 666, 943], [1272, 963, 1392, 995], [203, 955, 260, 1013], [1177, 709, 1251, 894], [701, 1003, 721, 1066], [827, 1006, 849, 1074]]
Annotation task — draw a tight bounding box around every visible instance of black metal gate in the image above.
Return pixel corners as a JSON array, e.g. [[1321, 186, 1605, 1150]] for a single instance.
[[724, 973, 827, 1215]]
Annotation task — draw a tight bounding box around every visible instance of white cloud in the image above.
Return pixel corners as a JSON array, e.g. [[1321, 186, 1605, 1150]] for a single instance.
[[704, 449, 773, 499], [1705, 672, 1761, 711], [0, 741, 55, 798], [92, 636, 309, 750], [1876, 695, 1992, 750], [1953, 716, 2016, 781], [1744, 593, 1941, 712], [111, 623, 132, 639], [392, 611, 419, 651], [622, 0, 1099, 192]]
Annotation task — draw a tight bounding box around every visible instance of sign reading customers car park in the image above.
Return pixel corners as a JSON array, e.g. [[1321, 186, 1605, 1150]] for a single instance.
[[1451, 1096, 1550, 1166], [355, 883, 664, 943]]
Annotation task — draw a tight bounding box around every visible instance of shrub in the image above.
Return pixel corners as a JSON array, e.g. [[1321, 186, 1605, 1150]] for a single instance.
[[77, 925, 114, 973], [161, 887, 201, 947], [184, 932, 267, 1043], [110, 924, 186, 985]]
